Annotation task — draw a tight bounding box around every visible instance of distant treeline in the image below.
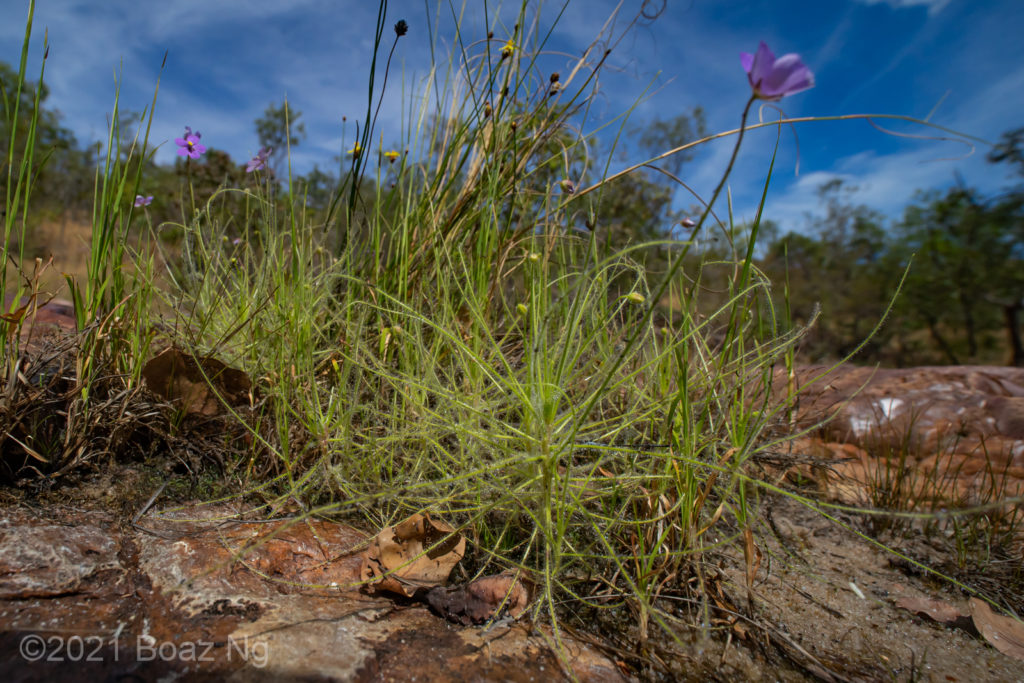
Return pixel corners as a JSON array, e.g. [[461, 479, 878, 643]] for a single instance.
[[756, 165, 1024, 367]]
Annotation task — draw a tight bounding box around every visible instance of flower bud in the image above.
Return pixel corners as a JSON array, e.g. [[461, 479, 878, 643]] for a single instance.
[[625, 292, 646, 305]]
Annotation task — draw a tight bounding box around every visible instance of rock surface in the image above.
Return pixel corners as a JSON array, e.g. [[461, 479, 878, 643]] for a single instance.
[[0, 504, 623, 682], [3, 361, 1023, 680], [776, 365, 1024, 505]]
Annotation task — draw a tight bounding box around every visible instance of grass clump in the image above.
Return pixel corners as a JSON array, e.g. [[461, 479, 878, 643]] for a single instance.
[[3, 0, 1017, 678], [125, 4, 810, 663]]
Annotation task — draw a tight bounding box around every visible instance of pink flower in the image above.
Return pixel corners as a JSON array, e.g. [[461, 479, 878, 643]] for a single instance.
[[740, 42, 814, 101], [246, 146, 272, 172], [175, 126, 207, 159]]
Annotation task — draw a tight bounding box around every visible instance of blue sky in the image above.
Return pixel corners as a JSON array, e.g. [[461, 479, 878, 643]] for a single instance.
[[0, 0, 1021, 231]]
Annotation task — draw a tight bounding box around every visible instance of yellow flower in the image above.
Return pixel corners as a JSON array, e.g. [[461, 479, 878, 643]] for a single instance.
[[347, 142, 362, 158], [516, 303, 528, 317], [384, 150, 400, 163], [501, 38, 516, 58]]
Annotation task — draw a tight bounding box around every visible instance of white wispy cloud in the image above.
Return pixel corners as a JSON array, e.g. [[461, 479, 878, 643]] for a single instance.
[[848, 0, 952, 15], [0, 0, 424, 169], [0, 0, 1019, 226]]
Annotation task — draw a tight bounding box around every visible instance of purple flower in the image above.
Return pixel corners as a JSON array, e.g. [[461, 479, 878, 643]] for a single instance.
[[246, 146, 273, 172], [134, 195, 153, 207], [740, 42, 814, 101], [175, 126, 207, 159]]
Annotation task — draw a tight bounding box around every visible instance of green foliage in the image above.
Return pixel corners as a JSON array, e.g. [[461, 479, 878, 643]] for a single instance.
[[760, 180, 902, 361], [634, 108, 707, 176], [892, 186, 1024, 364], [0, 60, 94, 223], [758, 173, 1024, 366], [2, 1, 1019, 673], [255, 99, 305, 176], [595, 111, 707, 249], [987, 126, 1024, 176], [144, 4, 802, 651]]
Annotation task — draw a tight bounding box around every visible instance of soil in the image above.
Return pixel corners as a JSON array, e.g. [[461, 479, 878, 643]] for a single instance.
[[742, 495, 1021, 681], [0, 460, 1021, 682]]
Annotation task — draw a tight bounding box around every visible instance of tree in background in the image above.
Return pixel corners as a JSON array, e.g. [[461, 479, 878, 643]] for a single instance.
[[987, 127, 1024, 176], [634, 107, 707, 178], [893, 187, 1023, 365], [985, 126, 1024, 365], [755, 152, 1024, 367], [0, 61, 95, 225], [760, 180, 901, 362], [254, 100, 306, 178], [599, 109, 707, 246]]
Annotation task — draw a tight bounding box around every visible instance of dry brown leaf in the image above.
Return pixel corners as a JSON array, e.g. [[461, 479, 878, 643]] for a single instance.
[[142, 347, 251, 416], [970, 598, 1024, 661], [360, 514, 465, 598], [1, 301, 31, 339], [425, 571, 532, 625], [895, 596, 975, 632]]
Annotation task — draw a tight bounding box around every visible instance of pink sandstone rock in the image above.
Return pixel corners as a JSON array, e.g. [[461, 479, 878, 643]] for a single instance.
[[774, 365, 1024, 505]]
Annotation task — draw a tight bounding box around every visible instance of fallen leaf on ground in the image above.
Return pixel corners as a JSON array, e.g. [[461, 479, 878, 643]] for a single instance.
[[895, 596, 972, 629], [970, 598, 1024, 661], [360, 514, 465, 598], [142, 347, 251, 416], [425, 571, 531, 625]]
